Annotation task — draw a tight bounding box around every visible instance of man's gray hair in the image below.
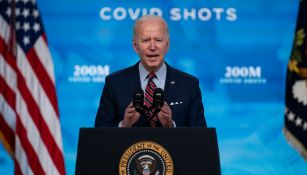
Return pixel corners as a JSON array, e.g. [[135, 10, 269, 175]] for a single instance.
[[133, 15, 169, 39]]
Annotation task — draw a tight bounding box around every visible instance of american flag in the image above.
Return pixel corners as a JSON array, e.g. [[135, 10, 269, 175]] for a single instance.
[[0, 0, 66, 174]]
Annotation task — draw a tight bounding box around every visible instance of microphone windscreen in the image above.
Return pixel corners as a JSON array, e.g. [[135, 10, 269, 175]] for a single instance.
[[153, 88, 164, 109], [133, 89, 144, 109]]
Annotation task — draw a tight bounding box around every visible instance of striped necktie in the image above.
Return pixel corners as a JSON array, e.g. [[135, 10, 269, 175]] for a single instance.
[[144, 72, 159, 127]]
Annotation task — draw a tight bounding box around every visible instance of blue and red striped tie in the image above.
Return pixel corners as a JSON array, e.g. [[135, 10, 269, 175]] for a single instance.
[[144, 72, 159, 127]]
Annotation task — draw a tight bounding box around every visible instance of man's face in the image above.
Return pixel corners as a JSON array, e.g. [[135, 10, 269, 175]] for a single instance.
[[133, 20, 169, 72]]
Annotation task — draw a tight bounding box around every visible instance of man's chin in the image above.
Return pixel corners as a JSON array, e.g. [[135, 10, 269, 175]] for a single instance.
[[143, 62, 163, 72]]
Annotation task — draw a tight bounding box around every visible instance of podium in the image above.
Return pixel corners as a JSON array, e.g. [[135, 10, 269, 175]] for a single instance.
[[75, 128, 221, 175]]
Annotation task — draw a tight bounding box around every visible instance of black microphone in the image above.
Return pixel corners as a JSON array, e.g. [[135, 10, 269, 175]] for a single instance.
[[153, 88, 164, 111], [133, 90, 144, 114]]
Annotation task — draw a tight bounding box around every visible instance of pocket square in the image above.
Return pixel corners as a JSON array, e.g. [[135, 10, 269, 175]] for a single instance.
[[170, 101, 183, 106]]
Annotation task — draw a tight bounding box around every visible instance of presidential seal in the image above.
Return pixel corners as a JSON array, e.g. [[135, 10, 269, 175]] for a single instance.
[[119, 141, 174, 175]]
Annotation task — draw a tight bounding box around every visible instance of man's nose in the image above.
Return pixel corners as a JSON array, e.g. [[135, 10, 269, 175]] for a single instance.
[[149, 40, 157, 50]]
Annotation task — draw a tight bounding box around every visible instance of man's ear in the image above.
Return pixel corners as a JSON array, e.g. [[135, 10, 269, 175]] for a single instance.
[[132, 40, 138, 53], [166, 39, 170, 51]]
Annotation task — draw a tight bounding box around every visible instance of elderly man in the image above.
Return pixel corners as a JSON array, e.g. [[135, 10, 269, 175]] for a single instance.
[[95, 15, 207, 127]]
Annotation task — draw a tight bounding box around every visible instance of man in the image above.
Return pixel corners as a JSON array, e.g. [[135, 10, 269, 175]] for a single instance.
[[95, 15, 206, 127]]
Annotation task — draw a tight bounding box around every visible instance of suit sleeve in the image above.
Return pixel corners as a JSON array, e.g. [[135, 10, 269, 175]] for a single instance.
[[95, 75, 117, 127], [188, 79, 207, 127]]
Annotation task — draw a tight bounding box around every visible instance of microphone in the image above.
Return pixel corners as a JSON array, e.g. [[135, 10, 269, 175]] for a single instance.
[[153, 88, 164, 111], [133, 90, 144, 114]]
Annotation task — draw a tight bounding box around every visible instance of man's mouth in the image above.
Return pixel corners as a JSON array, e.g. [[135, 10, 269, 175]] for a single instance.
[[146, 54, 159, 58]]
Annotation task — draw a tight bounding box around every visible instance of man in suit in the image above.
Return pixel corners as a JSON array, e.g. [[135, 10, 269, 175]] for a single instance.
[[95, 15, 206, 127]]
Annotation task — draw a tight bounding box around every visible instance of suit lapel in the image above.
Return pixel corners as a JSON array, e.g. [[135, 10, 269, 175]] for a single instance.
[[164, 63, 178, 103], [128, 63, 142, 94]]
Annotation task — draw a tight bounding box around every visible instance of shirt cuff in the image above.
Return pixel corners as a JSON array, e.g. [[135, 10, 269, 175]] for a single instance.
[[172, 120, 176, 127], [118, 121, 123, 127]]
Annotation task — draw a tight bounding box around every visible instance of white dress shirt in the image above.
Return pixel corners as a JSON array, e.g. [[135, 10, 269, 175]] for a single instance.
[[139, 62, 167, 92]]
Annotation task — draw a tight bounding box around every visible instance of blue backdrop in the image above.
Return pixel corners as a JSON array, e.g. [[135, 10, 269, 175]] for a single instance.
[[1, 0, 307, 174]]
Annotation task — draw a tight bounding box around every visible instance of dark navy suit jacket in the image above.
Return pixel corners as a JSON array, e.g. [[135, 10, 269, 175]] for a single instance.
[[95, 62, 207, 127]]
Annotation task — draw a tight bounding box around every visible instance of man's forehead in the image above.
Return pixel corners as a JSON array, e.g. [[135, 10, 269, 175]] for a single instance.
[[136, 22, 167, 35], [136, 30, 167, 39], [136, 15, 166, 25], [137, 20, 166, 30]]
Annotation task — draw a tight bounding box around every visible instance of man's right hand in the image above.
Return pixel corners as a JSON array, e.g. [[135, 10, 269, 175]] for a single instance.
[[121, 102, 140, 127]]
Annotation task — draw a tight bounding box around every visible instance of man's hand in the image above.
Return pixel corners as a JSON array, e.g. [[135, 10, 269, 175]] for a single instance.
[[122, 102, 140, 127], [157, 102, 173, 127]]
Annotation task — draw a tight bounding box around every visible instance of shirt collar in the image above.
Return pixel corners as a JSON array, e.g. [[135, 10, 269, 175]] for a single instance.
[[139, 62, 166, 83]]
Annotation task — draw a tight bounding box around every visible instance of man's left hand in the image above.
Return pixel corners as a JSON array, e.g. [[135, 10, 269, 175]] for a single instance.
[[157, 102, 173, 127]]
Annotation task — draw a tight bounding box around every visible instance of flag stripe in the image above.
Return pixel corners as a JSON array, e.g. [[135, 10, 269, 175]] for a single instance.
[[27, 46, 59, 116], [14, 158, 23, 175], [16, 91, 60, 175], [16, 46, 63, 149], [15, 136, 35, 175], [0, 37, 17, 70], [0, 53, 17, 96], [15, 118, 45, 175], [16, 70, 65, 175], [34, 37, 55, 83], [0, 78, 16, 131]]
